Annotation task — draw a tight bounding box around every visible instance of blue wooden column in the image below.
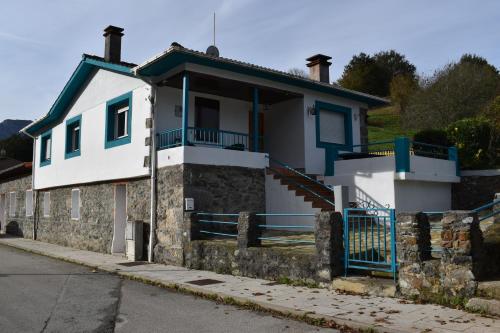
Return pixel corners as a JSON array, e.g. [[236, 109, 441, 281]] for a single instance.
[[182, 72, 190, 146], [394, 137, 410, 172], [252, 87, 259, 152]]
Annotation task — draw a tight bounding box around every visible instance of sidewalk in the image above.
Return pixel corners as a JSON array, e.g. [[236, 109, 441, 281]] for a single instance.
[[0, 237, 497, 333]]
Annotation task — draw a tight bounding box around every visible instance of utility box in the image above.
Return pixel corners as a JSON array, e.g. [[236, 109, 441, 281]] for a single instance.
[[126, 221, 143, 261]]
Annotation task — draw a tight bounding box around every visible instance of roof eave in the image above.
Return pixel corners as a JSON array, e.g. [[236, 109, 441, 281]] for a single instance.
[[134, 48, 389, 107]]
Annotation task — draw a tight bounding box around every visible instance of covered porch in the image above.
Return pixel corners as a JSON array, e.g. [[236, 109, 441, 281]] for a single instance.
[[153, 70, 304, 158]]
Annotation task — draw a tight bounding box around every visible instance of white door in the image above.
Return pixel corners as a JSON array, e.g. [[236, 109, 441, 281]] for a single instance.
[[112, 185, 127, 254], [0, 194, 5, 234]]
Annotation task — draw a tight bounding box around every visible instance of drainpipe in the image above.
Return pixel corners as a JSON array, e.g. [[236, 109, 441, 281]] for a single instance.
[[21, 130, 37, 240], [148, 84, 157, 263]]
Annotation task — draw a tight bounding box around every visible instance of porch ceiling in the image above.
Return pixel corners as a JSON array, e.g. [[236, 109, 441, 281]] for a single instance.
[[157, 71, 302, 104]]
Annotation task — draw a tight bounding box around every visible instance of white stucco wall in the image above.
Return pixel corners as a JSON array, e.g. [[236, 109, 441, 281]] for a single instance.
[[326, 156, 396, 209], [155, 86, 253, 135], [34, 69, 150, 189], [265, 98, 305, 168], [265, 174, 319, 227], [157, 146, 268, 169], [395, 181, 451, 212], [324, 155, 457, 212]]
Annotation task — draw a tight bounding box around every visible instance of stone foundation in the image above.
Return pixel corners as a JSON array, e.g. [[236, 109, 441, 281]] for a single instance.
[[154, 163, 266, 266], [452, 174, 500, 209], [0, 174, 34, 237]]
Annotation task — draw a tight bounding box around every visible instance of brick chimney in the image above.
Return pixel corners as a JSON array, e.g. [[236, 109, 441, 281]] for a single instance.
[[306, 54, 332, 83], [103, 25, 124, 63]]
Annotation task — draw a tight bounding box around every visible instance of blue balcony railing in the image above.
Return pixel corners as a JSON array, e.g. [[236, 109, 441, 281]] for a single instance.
[[157, 127, 249, 151]]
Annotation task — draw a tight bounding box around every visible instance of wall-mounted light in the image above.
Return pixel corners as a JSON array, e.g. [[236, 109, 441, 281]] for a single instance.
[[307, 105, 316, 116]]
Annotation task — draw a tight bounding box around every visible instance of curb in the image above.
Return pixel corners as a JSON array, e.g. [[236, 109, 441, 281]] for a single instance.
[[0, 239, 408, 333]]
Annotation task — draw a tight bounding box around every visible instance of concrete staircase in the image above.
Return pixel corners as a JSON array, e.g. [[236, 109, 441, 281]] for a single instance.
[[266, 167, 335, 211]]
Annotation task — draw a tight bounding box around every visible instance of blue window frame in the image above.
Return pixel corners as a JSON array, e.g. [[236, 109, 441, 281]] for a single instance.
[[315, 101, 353, 176], [315, 101, 353, 150], [65, 115, 81, 159], [40, 130, 52, 167], [105, 91, 132, 149]]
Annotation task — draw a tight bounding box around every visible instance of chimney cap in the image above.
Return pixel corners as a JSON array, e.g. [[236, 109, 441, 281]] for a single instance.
[[103, 25, 124, 37], [306, 54, 332, 67]]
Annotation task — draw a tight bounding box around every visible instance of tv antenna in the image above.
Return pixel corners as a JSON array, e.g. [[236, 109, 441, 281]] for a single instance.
[[206, 12, 220, 57]]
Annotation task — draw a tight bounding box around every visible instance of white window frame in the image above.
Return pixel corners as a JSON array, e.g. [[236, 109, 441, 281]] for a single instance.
[[71, 189, 80, 220], [114, 106, 129, 139], [45, 137, 52, 161], [43, 192, 50, 217], [71, 125, 80, 152], [9, 192, 16, 217], [26, 190, 33, 217]]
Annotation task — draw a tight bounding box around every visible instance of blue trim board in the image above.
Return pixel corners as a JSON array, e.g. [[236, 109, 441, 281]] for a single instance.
[[314, 101, 353, 176], [136, 50, 388, 108], [24, 55, 132, 136], [65, 114, 82, 159], [181, 73, 189, 146], [252, 87, 259, 152], [40, 130, 52, 167], [105, 91, 133, 149]]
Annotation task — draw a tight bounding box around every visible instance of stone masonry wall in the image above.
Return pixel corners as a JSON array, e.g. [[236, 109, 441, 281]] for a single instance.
[[452, 175, 500, 209], [0, 174, 34, 238], [35, 177, 151, 254], [397, 211, 484, 301], [154, 163, 266, 266]]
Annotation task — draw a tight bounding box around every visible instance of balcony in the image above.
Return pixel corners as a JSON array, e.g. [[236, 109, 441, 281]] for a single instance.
[[157, 127, 250, 151]]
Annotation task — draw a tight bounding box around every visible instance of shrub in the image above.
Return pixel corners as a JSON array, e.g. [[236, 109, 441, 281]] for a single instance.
[[446, 117, 496, 170]]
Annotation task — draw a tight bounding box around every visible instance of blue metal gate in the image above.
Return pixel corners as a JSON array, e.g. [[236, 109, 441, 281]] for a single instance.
[[343, 208, 397, 279]]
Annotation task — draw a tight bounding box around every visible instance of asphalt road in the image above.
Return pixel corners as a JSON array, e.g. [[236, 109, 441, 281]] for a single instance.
[[0, 245, 337, 333]]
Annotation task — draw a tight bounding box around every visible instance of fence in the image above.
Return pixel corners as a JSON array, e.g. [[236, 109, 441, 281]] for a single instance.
[[255, 213, 316, 245], [341, 137, 459, 176], [343, 208, 397, 280], [157, 127, 249, 151]]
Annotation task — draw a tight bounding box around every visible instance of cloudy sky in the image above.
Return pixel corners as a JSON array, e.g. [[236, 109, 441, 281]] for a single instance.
[[1, 0, 499, 121]]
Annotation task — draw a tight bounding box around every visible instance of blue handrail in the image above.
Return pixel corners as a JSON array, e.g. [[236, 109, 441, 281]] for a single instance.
[[473, 199, 500, 213], [157, 127, 249, 151]]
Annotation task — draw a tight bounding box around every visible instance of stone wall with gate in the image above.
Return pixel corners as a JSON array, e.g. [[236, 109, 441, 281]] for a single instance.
[[182, 211, 344, 283]]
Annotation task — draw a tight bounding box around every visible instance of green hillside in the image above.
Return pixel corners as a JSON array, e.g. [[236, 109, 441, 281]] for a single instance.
[[367, 106, 415, 143]]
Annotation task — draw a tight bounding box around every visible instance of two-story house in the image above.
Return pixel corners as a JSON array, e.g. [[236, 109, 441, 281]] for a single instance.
[[14, 26, 458, 264]]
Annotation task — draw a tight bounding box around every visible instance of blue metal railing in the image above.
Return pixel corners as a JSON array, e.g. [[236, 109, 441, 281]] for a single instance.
[[157, 128, 183, 149], [343, 208, 397, 280], [256, 213, 315, 244], [196, 213, 238, 238], [410, 140, 449, 160], [157, 127, 249, 151], [338, 137, 459, 176], [473, 199, 500, 222]]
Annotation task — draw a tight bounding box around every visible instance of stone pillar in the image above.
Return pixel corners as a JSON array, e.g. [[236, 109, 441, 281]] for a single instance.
[[495, 193, 500, 224], [440, 211, 482, 298], [314, 211, 343, 282], [396, 212, 433, 297], [237, 212, 261, 249], [183, 212, 200, 242]]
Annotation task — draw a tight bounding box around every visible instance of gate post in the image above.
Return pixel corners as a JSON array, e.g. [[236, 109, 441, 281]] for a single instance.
[[237, 212, 261, 249], [314, 211, 343, 282]]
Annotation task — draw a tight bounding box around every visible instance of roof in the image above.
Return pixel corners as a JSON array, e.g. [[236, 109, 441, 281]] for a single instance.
[[134, 44, 389, 107], [22, 55, 136, 136], [23, 44, 388, 136], [0, 157, 32, 181]]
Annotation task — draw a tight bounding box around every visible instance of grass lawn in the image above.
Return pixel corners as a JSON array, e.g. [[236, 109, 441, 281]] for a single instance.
[[367, 106, 416, 143]]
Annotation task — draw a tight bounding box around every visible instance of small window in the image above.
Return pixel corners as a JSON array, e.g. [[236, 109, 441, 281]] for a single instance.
[[71, 189, 80, 220], [9, 192, 16, 217], [40, 131, 52, 166], [43, 192, 50, 217], [105, 92, 132, 149], [65, 115, 81, 159], [26, 190, 33, 217]]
